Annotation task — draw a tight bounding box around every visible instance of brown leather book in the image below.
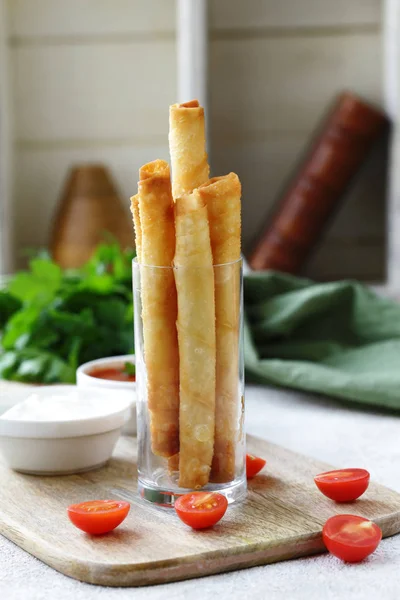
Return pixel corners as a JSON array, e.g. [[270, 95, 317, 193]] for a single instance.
[[248, 92, 388, 273]]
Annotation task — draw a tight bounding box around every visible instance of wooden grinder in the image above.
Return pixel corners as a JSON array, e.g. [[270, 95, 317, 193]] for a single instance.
[[51, 164, 133, 268]]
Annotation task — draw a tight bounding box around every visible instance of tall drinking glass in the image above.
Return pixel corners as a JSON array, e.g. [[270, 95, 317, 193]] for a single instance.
[[133, 258, 246, 506]]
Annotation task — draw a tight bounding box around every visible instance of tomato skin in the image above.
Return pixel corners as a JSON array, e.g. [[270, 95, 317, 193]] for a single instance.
[[315, 469, 370, 502], [174, 492, 228, 529], [246, 454, 266, 479], [323, 514, 382, 563], [67, 500, 130, 535]]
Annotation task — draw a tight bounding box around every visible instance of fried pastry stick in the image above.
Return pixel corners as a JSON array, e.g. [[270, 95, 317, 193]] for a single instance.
[[130, 194, 142, 261], [198, 173, 242, 482], [137, 160, 179, 457], [169, 100, 209, 199], [174, 190, 216, 488]]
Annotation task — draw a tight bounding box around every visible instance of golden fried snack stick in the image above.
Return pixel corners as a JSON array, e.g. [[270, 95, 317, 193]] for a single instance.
[[138, 159, 179, 457], [198, 173, 242, 482], [130, 194, 142, 262], [167, 99, 210, 473], [169, 100, 210, 199], [167, 452, 179, 475], [174, 190, 216, 488]]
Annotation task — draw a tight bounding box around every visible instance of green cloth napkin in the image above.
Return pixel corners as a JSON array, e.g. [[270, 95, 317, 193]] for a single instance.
[[244, 271, 400, 411]]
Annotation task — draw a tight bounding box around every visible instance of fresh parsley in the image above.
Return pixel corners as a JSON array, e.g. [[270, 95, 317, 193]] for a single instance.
[[123, 361, 136, 377], [0, 243, 135, 384]]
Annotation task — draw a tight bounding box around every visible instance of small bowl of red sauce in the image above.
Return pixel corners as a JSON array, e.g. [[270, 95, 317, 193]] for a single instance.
[[76, 355, 136, 435]]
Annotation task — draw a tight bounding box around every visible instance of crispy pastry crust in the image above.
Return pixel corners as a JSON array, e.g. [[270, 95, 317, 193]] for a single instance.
[[130, 194, 142, 262], [169, 100, 210, 199], [174, 190, 216, 488], [138, 160, 180, 457], [198, 173, 242, 482]]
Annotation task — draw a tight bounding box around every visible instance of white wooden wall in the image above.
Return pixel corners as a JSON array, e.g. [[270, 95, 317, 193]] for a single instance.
[[0, 0, 13, 274], [385, 0, 400, 288], [5, 0, 385, 280], [209, 0, 386, 281]]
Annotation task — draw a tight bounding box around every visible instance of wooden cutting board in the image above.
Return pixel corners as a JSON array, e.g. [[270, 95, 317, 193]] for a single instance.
[[1, 434, 400, 587]]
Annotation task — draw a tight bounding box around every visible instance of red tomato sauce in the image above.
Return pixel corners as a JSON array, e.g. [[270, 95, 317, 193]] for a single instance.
[[89, 367, 135, 382]]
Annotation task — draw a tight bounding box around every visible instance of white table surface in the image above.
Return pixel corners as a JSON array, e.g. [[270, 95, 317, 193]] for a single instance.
[[1, 384, 400, 600]]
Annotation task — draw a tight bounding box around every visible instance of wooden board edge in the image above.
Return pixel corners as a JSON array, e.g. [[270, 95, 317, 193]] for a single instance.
[[74, 508, 400, 587], [0, 505, 322, 587], [2, 511, 399, 588], [4, 500, 400, 588], [1, 434, 400, 588], [30, 533, 326, 587], [374, 509, 400, 539], [0, 514, 90, 583]]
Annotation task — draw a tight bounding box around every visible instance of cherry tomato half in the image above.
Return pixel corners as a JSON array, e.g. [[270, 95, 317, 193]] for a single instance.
[[323, 514, 382, 563], [174, 492, 228, 529], [246, 454, 266, 479], [314, 468, 370, 502], [67, 500, 130, 535]]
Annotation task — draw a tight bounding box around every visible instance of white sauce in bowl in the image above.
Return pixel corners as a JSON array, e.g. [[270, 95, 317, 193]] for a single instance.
[[3, 389, 119, 422], [0, 385, 133, 439]]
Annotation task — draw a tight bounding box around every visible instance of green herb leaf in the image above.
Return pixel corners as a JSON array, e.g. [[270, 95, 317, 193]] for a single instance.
[[0, 291, 21, 328], [16, 355, 49, 381], [0, 351, 19, 378], [44, 355, 76, 384], [2, 306, 42, 350], [123, 361, 135, 376], [80, 273, 115, 294], [0, 242, 135, 384]]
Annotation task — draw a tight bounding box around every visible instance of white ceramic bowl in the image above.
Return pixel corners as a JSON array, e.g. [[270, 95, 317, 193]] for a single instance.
[[76, 355, 136, 435], [0, 386, 131, 475], [0, 384, 31, 416]]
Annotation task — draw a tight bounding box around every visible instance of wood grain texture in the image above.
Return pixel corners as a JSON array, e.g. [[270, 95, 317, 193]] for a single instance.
[[7, 0, 381, 38], [0, 435, 399, 587], [12, 143, 169, 265], [11, 41, 175, 142], [209, 34, 382, 140], [0, 0, 14, 274], [210, 0, 382, 30], [11, 35, 380, 144], [7, 0, 175, 38]]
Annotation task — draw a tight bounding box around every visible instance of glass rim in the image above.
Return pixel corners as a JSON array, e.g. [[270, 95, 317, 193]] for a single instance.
[[132, 256, 243, 270]]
